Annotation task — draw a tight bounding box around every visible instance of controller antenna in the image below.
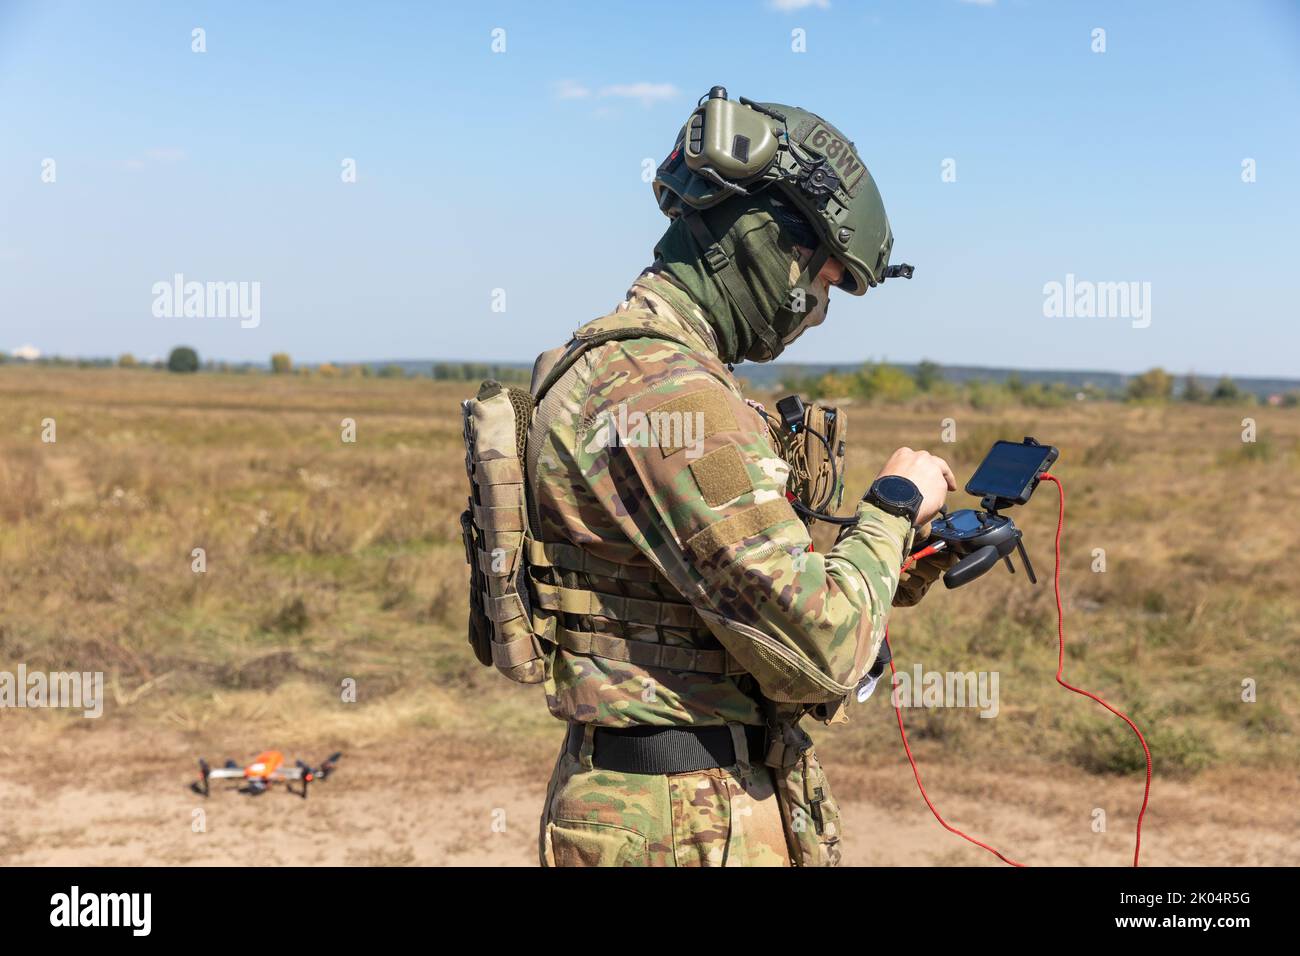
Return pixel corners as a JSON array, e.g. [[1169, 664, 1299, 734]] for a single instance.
[[1015, 536, 1037, 584]]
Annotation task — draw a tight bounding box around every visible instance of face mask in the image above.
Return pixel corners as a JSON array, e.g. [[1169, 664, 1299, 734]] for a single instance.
[[781, 276, 830, 346], [754, 247, 831, 360]]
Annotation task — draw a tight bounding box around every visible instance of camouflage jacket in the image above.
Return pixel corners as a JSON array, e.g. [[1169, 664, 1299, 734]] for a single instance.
[[527, 269, 914, 728]]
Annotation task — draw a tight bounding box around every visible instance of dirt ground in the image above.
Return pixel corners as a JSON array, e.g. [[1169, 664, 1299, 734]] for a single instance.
[[2, 725, 1295, 867]]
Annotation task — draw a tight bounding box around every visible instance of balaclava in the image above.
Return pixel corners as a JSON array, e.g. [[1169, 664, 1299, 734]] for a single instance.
[[653, 190, 831, 365]]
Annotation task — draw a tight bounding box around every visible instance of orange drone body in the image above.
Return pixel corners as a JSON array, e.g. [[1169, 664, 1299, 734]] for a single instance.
[[244, 750, 285, 781]]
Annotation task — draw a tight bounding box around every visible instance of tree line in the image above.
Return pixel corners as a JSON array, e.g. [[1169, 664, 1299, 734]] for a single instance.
[[0, 348, 526, 382], [3, 350, 1291, 405], [779, 361, 1295, 408]]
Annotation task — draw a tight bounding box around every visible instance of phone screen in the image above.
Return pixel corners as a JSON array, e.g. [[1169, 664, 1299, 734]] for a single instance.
[[966, 441, 1055, 502]]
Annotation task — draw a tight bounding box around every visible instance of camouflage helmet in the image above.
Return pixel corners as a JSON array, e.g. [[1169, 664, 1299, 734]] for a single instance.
[[653, 86, 910, 294]]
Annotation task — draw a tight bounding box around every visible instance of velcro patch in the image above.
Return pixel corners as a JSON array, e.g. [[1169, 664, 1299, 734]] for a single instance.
[[690, 445, 754, 508], [647, 388, 736, 458], [686, 498, 797, 562], [795, 120, 866, 196]]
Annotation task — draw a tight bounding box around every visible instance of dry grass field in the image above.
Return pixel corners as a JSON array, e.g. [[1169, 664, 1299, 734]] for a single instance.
[[1, 365, 1298, 866]]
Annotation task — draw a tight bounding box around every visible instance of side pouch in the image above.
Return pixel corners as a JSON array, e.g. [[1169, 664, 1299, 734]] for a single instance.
[[768, 399, 848, 518], [770, 724, 843, 867], [461, 507, 494, 667], [798, 401, 847, 513], [460, 380, 551, 684]]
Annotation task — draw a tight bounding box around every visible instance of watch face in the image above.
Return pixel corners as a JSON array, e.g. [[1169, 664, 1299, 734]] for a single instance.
[[875, 475, 916, 507]]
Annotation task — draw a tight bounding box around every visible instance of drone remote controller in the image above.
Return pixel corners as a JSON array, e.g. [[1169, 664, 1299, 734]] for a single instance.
[[928, 508, 1035, 588], [920, 437, 1058, 589]]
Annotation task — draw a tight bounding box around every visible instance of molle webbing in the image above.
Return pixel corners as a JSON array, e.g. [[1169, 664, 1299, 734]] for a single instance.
[[474, 458, 523, 484], [524, 537, 662, 583], [471, 501, 524, 532], [531, 580, 701, 629], [524, 534, 739, 676], [548, 622, 743, 676], [461, 381, 547, 684]]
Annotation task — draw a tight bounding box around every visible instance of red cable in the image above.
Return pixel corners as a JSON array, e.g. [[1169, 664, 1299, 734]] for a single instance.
[[886, 473, 1152, 866], [1038, 473, 1152, 866]]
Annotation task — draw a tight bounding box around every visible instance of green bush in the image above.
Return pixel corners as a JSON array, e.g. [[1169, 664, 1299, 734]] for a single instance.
[[966, 380, 1013, 411], [1210, 376, 1245, 404], [913, 359, 944, 392], [1069, 704, 1216, 778], [1126, 367, 1173, 402], [167, 346, 200, 374], [856, 362, 917, 402], [1181, 373, 1207, 402]]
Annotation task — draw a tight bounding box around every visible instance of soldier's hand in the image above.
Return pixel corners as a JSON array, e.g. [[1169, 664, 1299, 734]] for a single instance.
[[875, 447, 956, 526], [893, 523, 960, 607]]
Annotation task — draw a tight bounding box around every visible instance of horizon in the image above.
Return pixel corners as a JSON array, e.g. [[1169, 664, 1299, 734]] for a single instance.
[[5, 347, 1297, 391]]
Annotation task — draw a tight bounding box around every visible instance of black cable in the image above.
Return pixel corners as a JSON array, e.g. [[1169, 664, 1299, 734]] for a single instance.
[[756, 407, 856, 526], [801, 423, 840, 513], [792, 498, 858, 526]]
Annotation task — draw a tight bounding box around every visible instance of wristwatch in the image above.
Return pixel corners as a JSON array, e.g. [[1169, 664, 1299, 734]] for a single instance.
[[863, 475, 923, 526]]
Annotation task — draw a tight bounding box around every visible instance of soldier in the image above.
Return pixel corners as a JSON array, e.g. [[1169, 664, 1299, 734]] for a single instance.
[[471, 89, 957, 866]]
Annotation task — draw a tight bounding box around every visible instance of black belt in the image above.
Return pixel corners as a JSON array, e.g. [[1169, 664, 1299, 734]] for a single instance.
[[566, 723, 766, 775]]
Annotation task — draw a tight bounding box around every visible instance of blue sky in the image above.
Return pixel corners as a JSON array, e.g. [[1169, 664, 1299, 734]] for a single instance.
[[2, 0, 1298, 376]]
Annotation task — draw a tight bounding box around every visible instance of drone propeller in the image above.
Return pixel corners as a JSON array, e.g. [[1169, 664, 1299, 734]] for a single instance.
[[191, 757, 212, 797]]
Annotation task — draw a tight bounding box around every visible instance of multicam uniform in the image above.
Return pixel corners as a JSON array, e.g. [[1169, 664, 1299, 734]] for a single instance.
[[529, 269, 915, 867], [459, 89, 930, 866]]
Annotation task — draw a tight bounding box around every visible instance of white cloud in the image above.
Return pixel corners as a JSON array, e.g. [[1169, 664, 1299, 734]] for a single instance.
[[598, 82, 680, 107], [554, 79, 591, 100], [12, 344, 41, 361], [555, 81, 680, 108], [769, 0, 830, 11]]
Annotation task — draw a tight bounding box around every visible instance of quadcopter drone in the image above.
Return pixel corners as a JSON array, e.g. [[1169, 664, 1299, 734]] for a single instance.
[[191, 749, 342, 799]]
